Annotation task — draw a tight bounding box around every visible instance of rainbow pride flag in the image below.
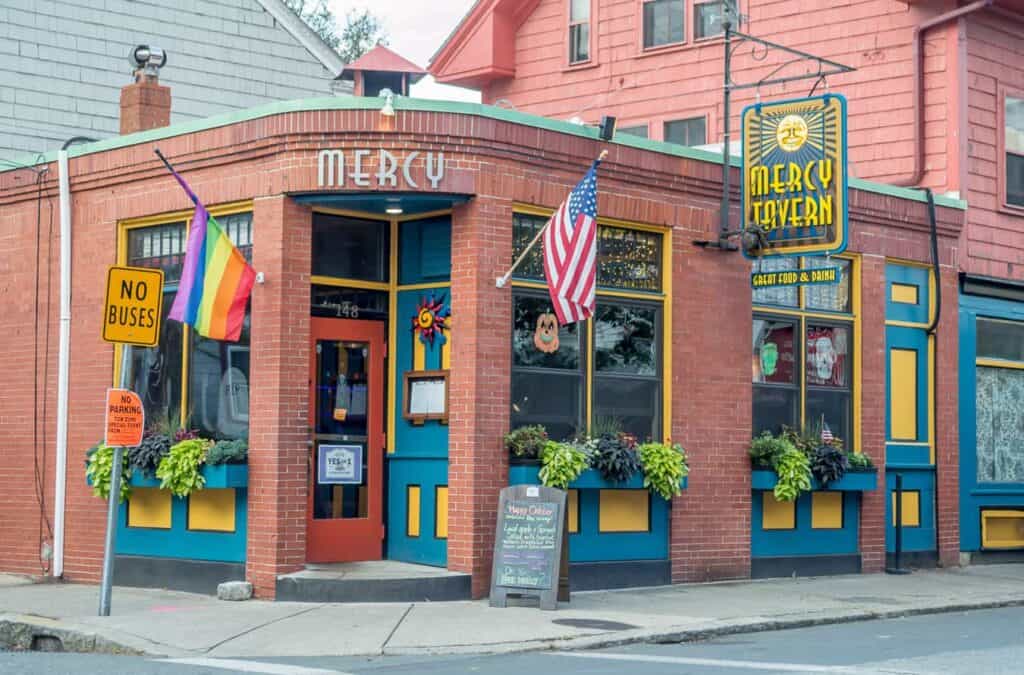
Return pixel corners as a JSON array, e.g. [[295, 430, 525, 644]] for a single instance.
[[165, 166, 255, 342]]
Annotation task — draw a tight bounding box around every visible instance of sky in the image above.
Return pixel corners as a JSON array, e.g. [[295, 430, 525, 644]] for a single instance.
[[327, 0, 482, 103]]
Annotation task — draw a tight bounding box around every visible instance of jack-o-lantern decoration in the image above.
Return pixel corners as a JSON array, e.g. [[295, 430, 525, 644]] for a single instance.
[[533, 312, 560, 353]]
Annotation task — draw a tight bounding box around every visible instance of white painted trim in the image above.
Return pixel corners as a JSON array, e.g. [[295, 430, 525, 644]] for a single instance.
[[160, 657, 352, 675], [254, 0, 346, 77]]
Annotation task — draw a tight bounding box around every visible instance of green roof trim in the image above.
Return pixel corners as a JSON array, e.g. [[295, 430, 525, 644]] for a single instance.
[[0, 96, 966, 211]]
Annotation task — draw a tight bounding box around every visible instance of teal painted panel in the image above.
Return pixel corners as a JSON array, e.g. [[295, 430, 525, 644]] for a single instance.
[[959, 293, 1024, 552], [508, 465, 669, 562], [750, 469, 877, 492], [387, 457, 447, 566], [116, 488, 247, 563], [393, 290, 450, 459], [885, 264, 930, 324], [885, 325, 929, 444], [885, 469, 936, 553], [399, 216, 451, 284], [752, 490, 860, 557]]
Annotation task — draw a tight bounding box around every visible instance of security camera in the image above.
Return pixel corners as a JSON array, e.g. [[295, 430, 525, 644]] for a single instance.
[[741, 227, 768, 255], [130, 45, 167, 77]]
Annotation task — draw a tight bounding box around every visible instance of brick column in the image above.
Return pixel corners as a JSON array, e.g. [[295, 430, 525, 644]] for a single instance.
[[671, 238, 753, 582], [447, 195, 512, 598], [246, 195, 311, 598], [859, 254, 887, 573], [934, 265, 960, 567]]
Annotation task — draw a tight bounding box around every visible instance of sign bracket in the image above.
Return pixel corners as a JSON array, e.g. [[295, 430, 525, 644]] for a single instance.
[[695, 8, 856, 251]]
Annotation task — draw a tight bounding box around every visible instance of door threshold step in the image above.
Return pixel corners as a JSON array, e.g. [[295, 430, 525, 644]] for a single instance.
[[276, 560, 471, 602]]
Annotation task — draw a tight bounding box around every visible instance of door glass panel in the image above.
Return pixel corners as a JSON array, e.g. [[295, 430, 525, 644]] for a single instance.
[[314, 339, 370, 520]]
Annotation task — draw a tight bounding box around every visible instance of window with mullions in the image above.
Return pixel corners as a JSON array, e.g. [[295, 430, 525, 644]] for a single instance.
[[125, 212, 254, 440], [512, 213, 663, 292], [643, 0, 684, 49], [569, 0, 591, 63], [752, 256, 854, 444], [976, 318, 1024, 483]]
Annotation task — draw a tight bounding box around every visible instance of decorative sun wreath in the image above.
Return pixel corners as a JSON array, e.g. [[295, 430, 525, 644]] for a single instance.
[[412, 293, 451, 348]]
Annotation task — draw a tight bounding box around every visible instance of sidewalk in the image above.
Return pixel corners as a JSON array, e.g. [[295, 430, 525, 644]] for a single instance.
[[2, 564, 1024, 658]]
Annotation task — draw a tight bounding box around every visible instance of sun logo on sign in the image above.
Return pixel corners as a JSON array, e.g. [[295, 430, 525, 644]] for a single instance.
[[775, 114, 809, 152], [411, 293, 451, 348]]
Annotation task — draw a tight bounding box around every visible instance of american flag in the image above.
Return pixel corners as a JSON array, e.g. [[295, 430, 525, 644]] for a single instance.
[[821, 421, 834, 445], [543, 160, 600, 325]]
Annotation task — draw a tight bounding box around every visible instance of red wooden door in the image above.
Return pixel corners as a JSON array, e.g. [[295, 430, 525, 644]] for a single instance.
[[307, 317, 385, 562]]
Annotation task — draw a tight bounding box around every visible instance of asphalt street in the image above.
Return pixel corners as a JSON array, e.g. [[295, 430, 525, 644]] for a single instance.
[[2, 606, 1023, 674]]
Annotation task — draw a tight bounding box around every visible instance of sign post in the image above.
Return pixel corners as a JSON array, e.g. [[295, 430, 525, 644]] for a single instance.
[[98, 265, 161, 616]]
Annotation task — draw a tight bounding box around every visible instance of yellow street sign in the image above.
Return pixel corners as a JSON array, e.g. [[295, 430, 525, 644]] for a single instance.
[[102, 266, 164, 346]]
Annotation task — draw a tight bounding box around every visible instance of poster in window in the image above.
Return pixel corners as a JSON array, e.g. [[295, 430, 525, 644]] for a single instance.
[[806, 326, 848, 387], [317, 444, 363, 485], [753, 320, 795, 384]]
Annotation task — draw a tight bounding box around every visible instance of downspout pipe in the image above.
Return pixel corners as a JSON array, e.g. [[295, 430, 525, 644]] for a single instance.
[[54, 149, 72, 578], [893, 0, 992, 187]]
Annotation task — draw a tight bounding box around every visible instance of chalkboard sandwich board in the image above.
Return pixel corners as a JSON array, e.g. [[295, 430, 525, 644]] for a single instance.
[[489, 484, 567, 610]]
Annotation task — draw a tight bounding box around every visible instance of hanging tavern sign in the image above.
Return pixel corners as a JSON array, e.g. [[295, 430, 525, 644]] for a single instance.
[[742, 94, 848, 258], [317, 149, 445, 189]]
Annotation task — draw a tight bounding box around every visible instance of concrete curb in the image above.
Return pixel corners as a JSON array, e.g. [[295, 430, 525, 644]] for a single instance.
[[381, 596, 1024, 657], [0, 615, 143, 655]]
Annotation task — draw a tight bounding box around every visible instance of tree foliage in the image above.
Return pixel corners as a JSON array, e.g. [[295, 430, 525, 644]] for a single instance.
[[284, 1, 388, 64]]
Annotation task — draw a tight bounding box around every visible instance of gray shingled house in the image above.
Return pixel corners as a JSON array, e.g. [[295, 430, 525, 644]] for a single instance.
[[0, 0, 349, 162]]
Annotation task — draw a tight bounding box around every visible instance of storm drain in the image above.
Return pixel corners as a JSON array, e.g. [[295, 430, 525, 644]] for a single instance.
[[551, 618, 639, 631]]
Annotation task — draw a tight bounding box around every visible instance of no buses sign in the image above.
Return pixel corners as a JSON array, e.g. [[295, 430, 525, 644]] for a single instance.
[[102, 266, 163, 347]]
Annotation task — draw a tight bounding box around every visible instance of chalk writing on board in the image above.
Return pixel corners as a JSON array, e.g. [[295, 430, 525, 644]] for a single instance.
[[495, 500, 559, 589]]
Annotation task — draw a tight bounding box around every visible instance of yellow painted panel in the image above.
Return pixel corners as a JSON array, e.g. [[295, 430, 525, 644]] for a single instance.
[[413, 338, 425, 371], [187, 489, 236, 532], [982, 510, 1024, 549], [441, 325, 451, 370], [762, 492, 796, 530], [890, 349, 918, 441], [127, 488, 171, 529], [891, 283, 919, 305], [598, 490, 649, 533], [811, 492, 843, 529], [890, 491, 921, 527], [567, 489, 579, 534], [435, 486, 448, 539], [407, 486, 421, 537]]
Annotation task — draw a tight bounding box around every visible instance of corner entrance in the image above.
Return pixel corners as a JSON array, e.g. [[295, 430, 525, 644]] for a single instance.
[[307, 317, 385, 563]]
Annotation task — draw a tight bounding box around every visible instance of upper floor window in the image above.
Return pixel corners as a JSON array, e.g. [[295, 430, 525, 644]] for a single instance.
[[665, 116, 707, 146], [694, 1, 730, 39], [1006, 94, 1024, 208], [569, 0, 591, 64], [617, 124, 649, 139], [643, 0, 685, 49]]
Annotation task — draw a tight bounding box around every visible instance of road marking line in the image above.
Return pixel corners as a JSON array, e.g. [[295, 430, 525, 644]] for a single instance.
[[160, 657, 353, 675], [554, 652, 885, 673]]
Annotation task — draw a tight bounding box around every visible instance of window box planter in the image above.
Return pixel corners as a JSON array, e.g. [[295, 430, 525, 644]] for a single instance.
[[751, 467, 877, 492], [509, 464, 687, 491], [89, 464, 249, 489]]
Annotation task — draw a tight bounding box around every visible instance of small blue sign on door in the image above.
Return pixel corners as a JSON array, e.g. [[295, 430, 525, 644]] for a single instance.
[[318, 444, 363, 485]]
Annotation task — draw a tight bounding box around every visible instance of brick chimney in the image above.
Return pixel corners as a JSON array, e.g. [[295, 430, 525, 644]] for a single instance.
[[120, 46, 170, 134]]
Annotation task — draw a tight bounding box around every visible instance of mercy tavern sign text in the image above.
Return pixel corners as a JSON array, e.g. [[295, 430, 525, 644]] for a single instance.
[[317, 149, 445, 189]]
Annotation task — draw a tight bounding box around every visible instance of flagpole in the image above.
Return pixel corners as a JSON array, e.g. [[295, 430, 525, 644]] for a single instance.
[[495, 149, 608, 289], [153, 148, 199, 206]]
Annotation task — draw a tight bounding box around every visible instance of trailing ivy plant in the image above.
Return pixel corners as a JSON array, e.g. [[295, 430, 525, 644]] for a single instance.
[[773, 448, 812, 502], [748, 432, 793, 468], [206, 439, 248, 465], [85, 444, 133, 503], [538, 440, 589, 489], [590, 433, 641, 483], [156, 438, 211, 497], [504, 425, 548, 461], [127, 432, 172, 479], [638, 441, 689, 500], [811, 444, 849, 488]]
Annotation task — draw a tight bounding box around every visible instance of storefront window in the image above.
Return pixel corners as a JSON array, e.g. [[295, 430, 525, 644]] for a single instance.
[[124, 212, 253, 439], [311, 285, 389, 321], [509, 213, 666, 442], [752, 257, 855, 443], [312, 213, 389, 282], [512, 215, 662, 292], [976, 318, 1024, 483]]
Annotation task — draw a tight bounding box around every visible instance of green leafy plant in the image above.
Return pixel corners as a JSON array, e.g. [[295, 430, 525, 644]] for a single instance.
[[590, 433, 641, 483], [847, 450, 873, 469], [85, 444, 133, 503], [811, 444, 849, 487], [781, 424, 845, 458], [637, 441, 689, 500], [748, 432, 794, 468], [538, 440, 589, 489], [156, 438, 211, 497], [206, 439, 249, 465], [773, 448, 812, 502], [127, 432, 172, 479], [504, 425, 549, 460]]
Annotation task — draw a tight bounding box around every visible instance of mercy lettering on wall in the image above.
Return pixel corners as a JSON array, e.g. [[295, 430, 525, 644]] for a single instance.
[[317, 149, 445, 189]]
